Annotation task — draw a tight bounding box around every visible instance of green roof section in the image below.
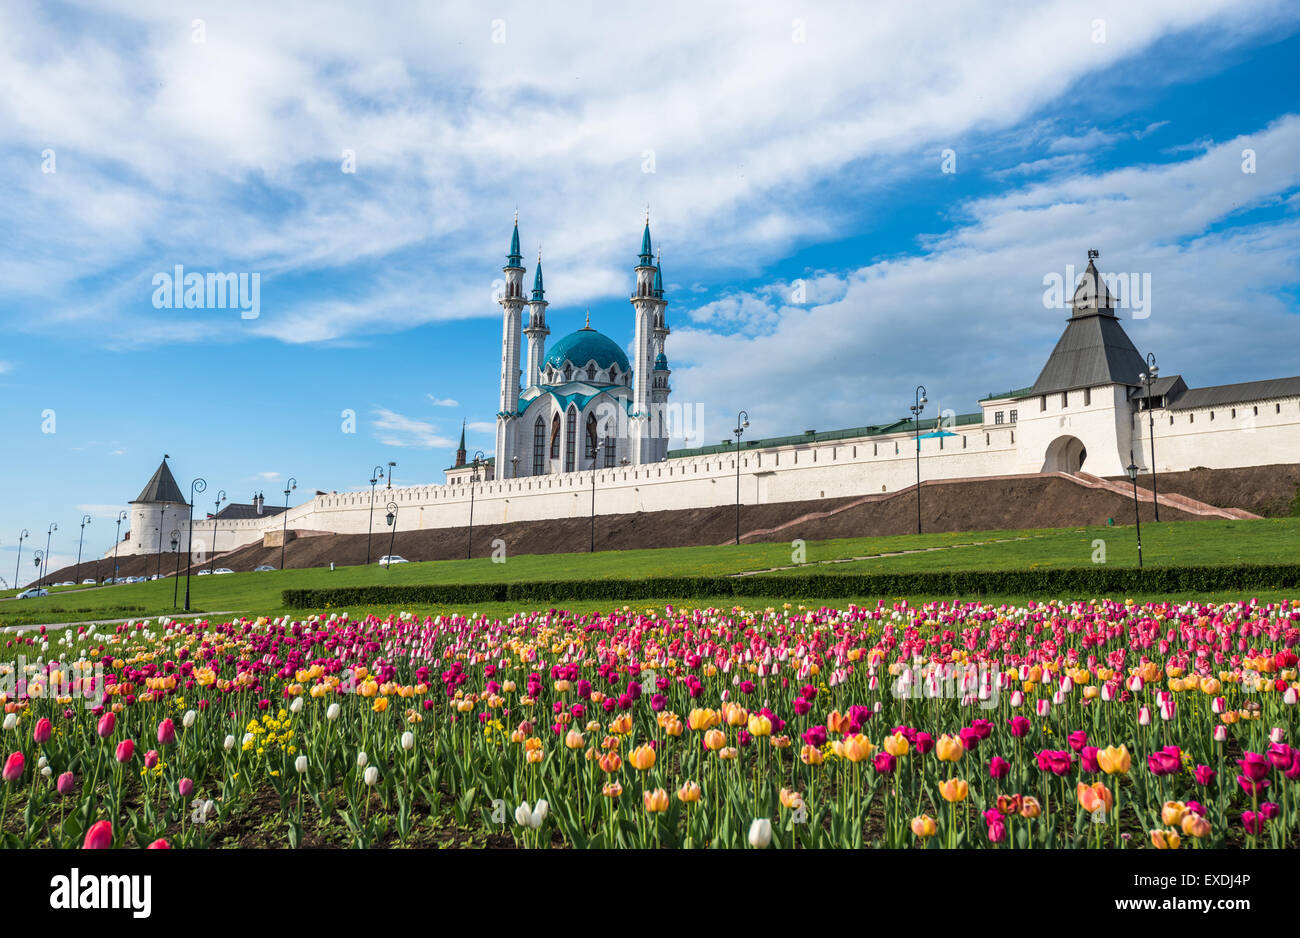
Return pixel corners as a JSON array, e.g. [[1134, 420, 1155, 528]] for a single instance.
[[666, 413, 983, 459], [544, 327, 631, 372], [507, 219, 522, 267], [531, 260, 544, 300], [979, 386, 1034, 401], [639, 222, 653, 265]]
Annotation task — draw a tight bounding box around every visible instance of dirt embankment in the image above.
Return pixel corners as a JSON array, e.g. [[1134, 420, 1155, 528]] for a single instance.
[[37, 466, 1289, 583]]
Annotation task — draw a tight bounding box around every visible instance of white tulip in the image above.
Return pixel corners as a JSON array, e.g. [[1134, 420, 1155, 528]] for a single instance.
[[289, 697, 304, 714], [242, 732, 255, 748], [357, 751, 368, 768], [326, 703, 341, 721], [223, 735, 236, 751], [363, 766, 379, 787], [1285, 687, 1298, 706], [401, 731, 414, 751], [182, 709, 197, 729], [295, 755, 309, 774], [40, 766, 52, 779], [514, 799, 548, 829], [2, 714, 16, 731], [748, 818, 773, 849]]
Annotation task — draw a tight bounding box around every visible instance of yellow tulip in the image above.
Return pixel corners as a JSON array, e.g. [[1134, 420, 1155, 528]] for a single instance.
[[1161, 801, 1187, 827], [747, 713, 773, 737], [629, 744, 657, 771], [779, 788, 804, 810], [841, 734, 874, 763], [677, 781, 702, 803], [1096, 745, 1131, 775], [883, 731, 910, 757], [643, 788, 669, 813], [800, 744, 824, 766], [564, 730, 585, 750], [939, 778, 969, 803], [703, 729, 727, 751], [1077, 781, 1113, 815], [1150, 828, 1181, 850], [1181, 813, 1211, 839], [935, 734, 964, 762], [723, 702, 748, 727], [687, 708, 718, 731]]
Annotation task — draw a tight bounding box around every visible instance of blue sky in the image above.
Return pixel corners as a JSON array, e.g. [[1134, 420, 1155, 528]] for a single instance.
[[2, 0, 1299, 583]]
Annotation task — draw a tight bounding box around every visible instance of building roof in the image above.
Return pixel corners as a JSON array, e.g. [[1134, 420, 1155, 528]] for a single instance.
[[131, 460, 188, 505], [666, 413, 983, 458], [507, 218, 522, 267], [207, 502, 287, 520], [544, 327, 630, 373], [1028, 309, 1147, 396], [1166, 376, 1300, 410], [1126, 375, 1187, 401]]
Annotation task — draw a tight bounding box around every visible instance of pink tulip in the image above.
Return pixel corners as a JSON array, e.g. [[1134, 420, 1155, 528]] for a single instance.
[[56, 771, 75, 796], [1238, 752, 1270, 782], [33, 718, 52, 744], [143, 749, 159, 770], [988, 756, 1010, 779], [157, 718, 176, 746], [115, 739, 135, 763], [178, 777, 194, 798], [83, 820, 113, 849], [146, 839, 170, 849], [1194, 765, 1216, 786], [2, 752, 24, 783], [97, 712, 116, 738]]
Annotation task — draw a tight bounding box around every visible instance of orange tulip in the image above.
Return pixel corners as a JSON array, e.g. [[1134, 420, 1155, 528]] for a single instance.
[[723, 702, 748, 727], [1181, 813, 1211, 839], [602, 781, 622, 798], [910, 814, 938, 838], [598, 751, 622, 774], [703, 729, 727, 751], [1076, 781, 1113, 815], [800, 744, 825, 766], [1161, 801, 1187, 827], [564, 730, 585, 750], [841, 734, 874, 763], [1150, 828, 1181, 850], [779, 788, 804, 810], [643, 788, 669, 813], [1020, 796, 1042, 819], [677, 781, 702, 803], [826, 710, 850, 735]]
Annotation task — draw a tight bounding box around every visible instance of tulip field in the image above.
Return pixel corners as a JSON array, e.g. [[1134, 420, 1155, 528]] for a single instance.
[[1, 596, 1298, 849]]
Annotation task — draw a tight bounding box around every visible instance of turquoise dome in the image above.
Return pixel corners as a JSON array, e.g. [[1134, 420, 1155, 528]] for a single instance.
[[545, 327, 630, 373]]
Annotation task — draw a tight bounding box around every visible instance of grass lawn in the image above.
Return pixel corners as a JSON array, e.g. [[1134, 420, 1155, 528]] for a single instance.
[[1, 517, 1295, 633]]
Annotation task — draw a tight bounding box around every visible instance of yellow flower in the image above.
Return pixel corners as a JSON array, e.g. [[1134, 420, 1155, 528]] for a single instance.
[[883, 731, 910, 757], [939, 778, 969, 803], [643, 788, 669, 813], [841, 734, 874, 763], [910, 815, 938, 838], [1161, 801, 1187, 827], [746, 713, 772, 737], [628, 744, 656, 771], [677, 781, 702, 803], [1097, 745, 1131, 775], [935, 734, 964, 762], [1150, 828, 1181, 850]]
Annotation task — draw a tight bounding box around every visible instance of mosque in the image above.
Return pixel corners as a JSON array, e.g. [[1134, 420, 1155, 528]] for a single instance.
[[108, 222, 1300, 559]]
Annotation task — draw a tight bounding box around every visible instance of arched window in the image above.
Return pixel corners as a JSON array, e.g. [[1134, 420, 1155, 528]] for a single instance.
[[563, 364, 572, 382], [533, 416, 545, 475], [550, 414, 561, 460], [609, 364, 618, 383], [585, 412, 598, 460], [604, 436, 615, 467], [587, 364, 596, 381], [565, 407, 577, 472]]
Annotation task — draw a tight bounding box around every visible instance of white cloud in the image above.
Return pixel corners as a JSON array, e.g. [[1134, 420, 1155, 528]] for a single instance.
[[427, 395, 459, 407], [371, 407, 455, 449]]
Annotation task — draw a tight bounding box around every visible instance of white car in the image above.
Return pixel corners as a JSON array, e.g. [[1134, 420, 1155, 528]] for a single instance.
[[254, 565, 277, 572], [16, 587, 49, 599], [81, 578, 97, 584], [213, 568, 234, 575], [377, 555, 408, 566], [196, 569, 212, 576], [55, 581, 75, 587]]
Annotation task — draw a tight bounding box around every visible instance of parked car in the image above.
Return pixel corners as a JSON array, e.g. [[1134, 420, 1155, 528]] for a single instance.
[[213, 568, 234, 575], [377, 555, 408, 566], [196, 569, 212, 576], [55, 581, 75, 587], [253, 565, 277, 572], [16, 587, 49, 599], [82, 578, 97, 584]]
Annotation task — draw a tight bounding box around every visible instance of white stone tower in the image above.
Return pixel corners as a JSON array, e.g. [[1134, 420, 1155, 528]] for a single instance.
[[496, 216, 526, 474], [128, 457, 189, 556], [649, 249, 672, 460], [523, 247, 549, 392], [629, 213, 657, 463]]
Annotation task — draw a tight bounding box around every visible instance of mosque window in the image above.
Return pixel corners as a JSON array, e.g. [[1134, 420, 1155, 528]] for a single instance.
[[565, 407, 577, 472], [550, 414, 561, 459], [585, 413, 598, 459], [604, 437, 616, 467], [533, 417, 545, 475], [564, 364, 573, 381], [610, 364, 618, 382], [587, 364, 596, 381]]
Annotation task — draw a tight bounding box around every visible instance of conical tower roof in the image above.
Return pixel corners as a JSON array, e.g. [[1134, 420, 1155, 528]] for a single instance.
[[131, 459, 188, 505]]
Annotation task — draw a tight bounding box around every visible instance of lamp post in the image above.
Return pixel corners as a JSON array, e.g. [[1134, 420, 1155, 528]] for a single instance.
[[733, 410, 750, 545], [33, 552, 43, 588], [366, 465, 385, 565], [384, 502, 399, 567], [590, 439, 605, 553], [14, 529, 28, 590], [911, 385, 928, 535], [1126, 453, 1144, 569], [183, 477, 206, 612], [111, 512, 126, 584], [170, 530, 181, 608], [208, 490, 226, 573], [1138, 352, 1160, 522], [75, 514, 92, 584], [280, 478, 297, 571], [386, 461, 397, 490], [511, 456, 519, 480], [466, 451, 484, 559], [43, 522, 56, 585]]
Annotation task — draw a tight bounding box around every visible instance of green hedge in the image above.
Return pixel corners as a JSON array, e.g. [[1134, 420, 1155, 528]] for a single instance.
[[281, 563, 1300, 608]]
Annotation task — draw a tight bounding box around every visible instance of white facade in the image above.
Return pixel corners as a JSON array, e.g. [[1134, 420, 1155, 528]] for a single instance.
[[108, 249, 1300, 557]]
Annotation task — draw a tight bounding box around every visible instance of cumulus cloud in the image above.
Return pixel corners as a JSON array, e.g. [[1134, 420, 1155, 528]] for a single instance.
[[371, 407, 455, 449]]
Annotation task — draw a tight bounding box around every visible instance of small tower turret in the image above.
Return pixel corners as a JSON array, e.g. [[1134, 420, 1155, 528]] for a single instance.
[[630, 210, 657, 463], [497, 213, 526, 475], [524, 246, 550, 390]]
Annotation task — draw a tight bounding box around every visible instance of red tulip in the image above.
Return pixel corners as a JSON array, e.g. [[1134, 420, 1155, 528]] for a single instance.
[[33, 718, 52, 744], [157, 718, 176, 746], [988, 756, 1010, 780], [146, 839, 170, 849], [96, 712, 116, 738], [83, 820, 113, 849], [2, 752, 24, 783], [1238, 753, 1270, 782], [115, 739, 135, 763]]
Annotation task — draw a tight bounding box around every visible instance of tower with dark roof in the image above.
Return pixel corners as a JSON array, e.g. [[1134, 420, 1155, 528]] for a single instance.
[[128, 456, 190, 561]]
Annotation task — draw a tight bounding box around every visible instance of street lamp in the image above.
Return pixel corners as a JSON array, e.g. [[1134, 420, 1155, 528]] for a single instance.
[[1138, 352, 1160, 522], [208, 490, 226, 574], [43, 522, 56, 585], [33, 552, 43, 587], [111, 512, 127, 584], [280, 478, 297, 571], [590, 439, 605, 553], [911, 385, 928, 535], [170, 530, 181, 608], [14, 529, 28, 590], [75, 514, 92, 584], [511, 455, 519, 479], [466, 451, 484, 559], [1126, 453, 1144, 569], [385, 501, 399, 567], [386, 460, 396, 490], [734, 410, 750, 545], [366, 465, 386, 565], [183, 477, 206, 612]]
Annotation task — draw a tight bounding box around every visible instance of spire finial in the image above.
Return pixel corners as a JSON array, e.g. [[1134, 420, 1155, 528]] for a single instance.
[[514, 205, 518, 224], [585, 307, 591, 329], [645, 203, 650, 224], [538, 243, 542, 263]]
